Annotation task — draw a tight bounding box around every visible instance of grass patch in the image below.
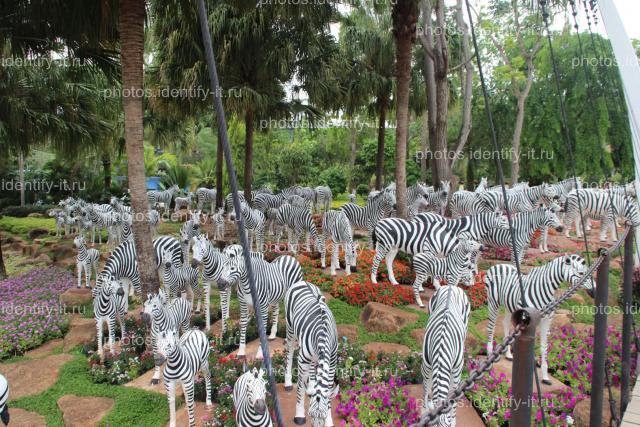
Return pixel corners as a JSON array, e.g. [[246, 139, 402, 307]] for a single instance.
[[0, 216, 56, 237], [12, 354, 171, 427]]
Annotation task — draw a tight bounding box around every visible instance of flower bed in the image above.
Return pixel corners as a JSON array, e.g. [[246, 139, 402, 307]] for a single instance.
[[358, 250, 414, 284], [465, 272, 488, 309], [0, 268, 72, 360], [331, 274, 414, 306]]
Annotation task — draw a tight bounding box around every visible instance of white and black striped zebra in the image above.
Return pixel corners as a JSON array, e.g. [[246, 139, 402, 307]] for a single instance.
[[0, 374, 8, 426], [74, 235, 100, 289], [50, 210, 66, 237], [174, 192, 193, 213], [190, 234, 229, 330], [217, 244, 303, 359], [148, 184, 180, 216], [475, 177, 488, 192], [314, 186, 333, 214], [154, 328, 212, 427], [348, 189, 357, 203], [564, 189, 640, 241], [179, 213, 201, 263], [484, 254, 594, 384], [295, 186, 316, 210], [371, 211, 508, 284], [547, 177, 582, 203], [480, 206, 563, 264], [99, 235, 183, 296], [478, 183, 554, 213], [224, 191, 246, 220], [286, 194, 311, 210], [252, 193, 285, 214], [284, 281, 338, 427], [110, 196, 131, 216], [92, 277, 127, 357], [83, 206, 121, 245], [422, 285, 470, 426], [276, 204, 324, 254], [147, 209, 161, 235], [196, 187, 217, 213], [212, 208, 225, 240], [241, 202, 266, 252], [233, 368, 272, 427], [449, 190, 484, 218], [340, 189, 396, 248], [141, 290, 192, 385], [412, 239, 483, 307], [321, 210, 356, 276], [161, 248, 200, 306]]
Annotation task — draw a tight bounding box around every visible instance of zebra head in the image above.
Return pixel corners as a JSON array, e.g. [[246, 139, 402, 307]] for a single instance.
[[217, 245, 244, 291], [141, 290, 167, 324], [620, 196, 640, 227], [542, 207, 564, 232], [97, 276, 125, 299], [243, 368, 268, 415], [154, 329, 179, 366], [0, 373, 8, 426], [160, 248, 174, 270], [190, 234, 210, 268], [73, 235, 85, 248], [562, 254, 595, 298], [455, 237, 484, 254], [307, 374, 339, 427]]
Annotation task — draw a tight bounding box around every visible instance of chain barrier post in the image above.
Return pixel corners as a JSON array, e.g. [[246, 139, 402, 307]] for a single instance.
[[590, 248, 610, 427], [621, 227, 635, 415], [510, 308, 541, 427]]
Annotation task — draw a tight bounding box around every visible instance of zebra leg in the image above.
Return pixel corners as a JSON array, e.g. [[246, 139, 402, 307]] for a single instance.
[[182, 379, 196, 427], [77, 263, 82, 289], [540, 315, 552, 385], [84, 264, 91, 289], [108, 317, 116, 355], [486, 302, 498, 354], [321, 237, 327, 269], [268, 302, 279, 341], [284, 328, 295, 390], [96, 318, 104, 357], [422, 361, 433, 411], [151, 337, 161, 385], [256, 305, 270, 359], [413, 274, 426, 308], [201, 361, 213, 407], [222, 287, 231, 336], [237, 299, 249, 358], [370, 245, 388, 284], [91, 262, 99, 287], [204, 281, 212, 331], [165, 379, 177, 427], [503, 312, 513, 360], [294, 361, 309, 424], [385, 248, 400, 285], [331, 244, 339, 276], [539, 227, 547, 252]]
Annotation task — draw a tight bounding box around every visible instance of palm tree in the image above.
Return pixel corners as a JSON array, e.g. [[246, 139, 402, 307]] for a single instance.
[[119, 0, 161, 295], [392, 0, 419, 218]]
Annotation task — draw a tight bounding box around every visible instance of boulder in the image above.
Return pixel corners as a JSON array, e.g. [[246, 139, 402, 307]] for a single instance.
[[336, 324, 359, 343], [57, 395, 114, 427], [28, 228, 49, 239], [51, 245, 76, 262], [63, 317, 96, 351], [60, 288, 93, 307], [360, 302, 419, 334], [5, 408, 46, 427], [363, 342, 412, 355], [0, 354, 73, 399]]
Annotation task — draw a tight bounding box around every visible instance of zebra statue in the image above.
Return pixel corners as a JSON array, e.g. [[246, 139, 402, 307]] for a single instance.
[[371, 211, 508, 284], [83, 206, 121, 245], [73, 235, 100, 289], [348, 189, 357, 203], [564, 189, 640, 241], [479, 206, 563, 264], [240, 202, 266, 252], [321, 210, 356, 276], [147, 209, 161, 235], [314, 186, 333, 214], [485, 254, 594, 384], [217, 244, 303, 359], [196, 187, 217, 213], [224, 191, 246, 220], [448, 190, 485, 218], [276, 204, 324, 254], [161, 248, 199, 306], [475, 177, 488, 192], [191, 234, 229, 329], [412, 239, 483, 307], [155, 329, 212, 427], [148, 184, 180, 216], [253, 193, 285, 214], [422, 285, 470, 426], [212, 208, 226, 240], [284, 281, 338, 427], [295, 186, 316, 210], [0, 374, 8, 426], [50, 210, 66, 237], [478, 183, 554, 213], [179, 212, 201, 264], [341, 189, 396, 248], [141, 290, 192, 385], [174, 192, 193, 214], [547, 177, 582, 203], [233, 368, 272, 427], [92, 277, 127, 356]]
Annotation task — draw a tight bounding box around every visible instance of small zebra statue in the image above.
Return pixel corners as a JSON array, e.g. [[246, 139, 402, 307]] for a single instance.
[[174, 192, 193, 214], [348, 189, 357, 204], [74, 235, 100, 289], [155, 328, 212, 427], [0, 373, 8, 426], [212, 208, 225, 240], [233, 368, 272, 427]]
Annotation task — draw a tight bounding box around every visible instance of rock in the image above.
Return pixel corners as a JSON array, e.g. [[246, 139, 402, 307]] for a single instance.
[[411, 329, 424, 347], [336, 324, 358, 343], [60, 288, 92, 307], [28, 228, 49, 239], [25, 338, 64, 359], [363, 342, 412, 355], [5, 408, 46, 427], [63, 317, 96, 351], [57, 395, 114, 427], [34, 253, 51, 263], [0, 354, 73, 399], [51, 245, 76, 262], [27, 213, 45, 218], [573, 394, 616, 427], [360, 302, 419, 334]]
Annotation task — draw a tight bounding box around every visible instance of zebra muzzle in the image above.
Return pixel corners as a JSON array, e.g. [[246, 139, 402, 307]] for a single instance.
[[116, 287, 125, 297], [254, 399, 266, 415], [141, 312, 151, 324], [191, 259, 201, 268], [217, 278, 229, 291], [0, 405, 9, 426], [154, 354, 166, 366], [586, 287, 595, 299]]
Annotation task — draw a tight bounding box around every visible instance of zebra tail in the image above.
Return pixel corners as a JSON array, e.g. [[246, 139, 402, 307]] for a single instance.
[[371, 226, 377, 247]]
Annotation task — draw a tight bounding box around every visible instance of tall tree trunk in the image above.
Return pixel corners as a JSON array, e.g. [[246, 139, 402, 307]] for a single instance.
[[418, 0, 437, 182], [392, 0, 418, 219], [350, 122, 357, 189], [375, 100, 387, 190], [420, 110, 429, 182], [511, 95, 527, 185], [432, 0, 451, 187], [244, 108, 254, 203], [216, 127, 224, 209], [102, 155, 112, 193], [18, 152, 25, 207], [0, 230, 6, 280], [119, 0, 160, 295]]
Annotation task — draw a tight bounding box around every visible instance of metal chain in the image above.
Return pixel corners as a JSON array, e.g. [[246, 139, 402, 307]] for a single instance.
[[605, 360, 621, 426]]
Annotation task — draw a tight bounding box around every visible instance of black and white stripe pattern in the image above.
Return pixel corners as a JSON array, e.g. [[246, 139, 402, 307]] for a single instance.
[[0, 374, 8, 426], [241, 202, 266, 252], [284, 281, 338, 426], [422, 286, 470, 426], [321, 210, 356, 276], [141, 290, 192, 385], [161, 248, 200, 306], [217, 244, 303, 358], [83, 205, 121, 245], [233, 368, 272, 427], [148, 184, 180, 215], [371, 211, 508, 284], [276, 204, 323, 254], [174, 192, 193, 213], [478, 183, 554, 214], [92, 277, 127, 356], [74, 235, 100, 289], [190, 234, 229, 330], [475, 177, 488, 192], [484, 254, 594, 383], [155, 329, 212, 427], [212, 208, 226, 240], [340, 190, 396, 247], [412, 239, 483, 307], [348, 189, 357, 203], [196, 187, 217, 213], [253, 193, 285, 214], [314, 186, 333, 214], [448, 190, 484, 218], [225, 191, 246, 220], [179, 213, 201, 263]]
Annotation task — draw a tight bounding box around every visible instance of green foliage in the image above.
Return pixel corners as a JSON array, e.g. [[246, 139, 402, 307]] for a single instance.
[[0, 216, 55, 236], [1, 205, 57, 217], [160, 164, 192, 191], [319, 165, 348, 195]]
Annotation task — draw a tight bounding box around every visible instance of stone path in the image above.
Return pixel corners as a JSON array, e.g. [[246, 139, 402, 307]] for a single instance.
[[6, 408, 46, 427], [57, 395, 115, 427], [0, 354, 73, 400]]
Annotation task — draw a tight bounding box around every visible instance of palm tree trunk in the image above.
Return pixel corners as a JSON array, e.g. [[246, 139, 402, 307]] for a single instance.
[[216, 127, 224, 209], [18, 152, 25, 207], [120, 0, 160, 295], [102, 155, 112, 193], [375, 99, 387, 190], [244, 107, 254, 203], [0, 230, 6, 280]]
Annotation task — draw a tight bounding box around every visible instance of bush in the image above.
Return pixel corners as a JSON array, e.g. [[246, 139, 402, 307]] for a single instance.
[[319, 165, 348, 195], [356, 183, 370, 196], [0, 216, 55, 236], [0, 204, 58, 218]]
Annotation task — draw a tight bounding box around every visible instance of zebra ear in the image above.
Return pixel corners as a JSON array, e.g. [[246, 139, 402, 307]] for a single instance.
[[330, 384, 340, 399], [564, 255, 571, 264]]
